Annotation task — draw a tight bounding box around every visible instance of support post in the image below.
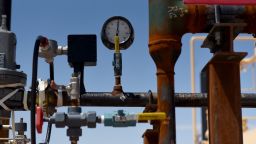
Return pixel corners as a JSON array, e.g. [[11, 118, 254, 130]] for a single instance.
[[205, 53, 245, 144], [202, 23, 246, 144]]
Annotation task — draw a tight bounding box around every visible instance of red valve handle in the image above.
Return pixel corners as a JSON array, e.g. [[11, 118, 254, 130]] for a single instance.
[[36, 106, 43, 133]]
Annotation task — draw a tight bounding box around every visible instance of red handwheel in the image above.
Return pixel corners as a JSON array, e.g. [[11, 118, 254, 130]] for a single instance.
[[36, 106, 43, 133]]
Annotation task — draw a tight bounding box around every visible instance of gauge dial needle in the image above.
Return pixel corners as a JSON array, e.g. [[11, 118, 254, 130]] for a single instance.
[[116, 19, 119, 36]]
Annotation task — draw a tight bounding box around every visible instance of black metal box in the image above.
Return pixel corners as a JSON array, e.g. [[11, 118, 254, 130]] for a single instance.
[[68, 35, 97, 67]]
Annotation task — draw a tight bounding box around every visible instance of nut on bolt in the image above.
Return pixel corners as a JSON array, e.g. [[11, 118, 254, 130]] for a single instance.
[[87, 111, 97, 128], [55, 112, 66, 128]]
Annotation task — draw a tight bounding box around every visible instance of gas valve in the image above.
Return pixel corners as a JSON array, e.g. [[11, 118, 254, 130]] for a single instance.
[[103, 110, 167, 127], [103, 110, 136, 127]]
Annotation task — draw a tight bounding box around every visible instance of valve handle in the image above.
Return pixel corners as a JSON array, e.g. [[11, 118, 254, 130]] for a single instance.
[[36, 106, 43, 133]]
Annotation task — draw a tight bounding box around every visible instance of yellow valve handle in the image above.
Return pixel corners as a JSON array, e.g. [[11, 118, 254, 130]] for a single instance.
[[137, 112, 167, 121], [114, 35, 120, 53]]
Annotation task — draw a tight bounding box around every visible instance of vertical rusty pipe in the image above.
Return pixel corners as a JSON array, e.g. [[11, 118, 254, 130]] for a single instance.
[[146, 0, 185, 144], [150, 40, 182, 144]]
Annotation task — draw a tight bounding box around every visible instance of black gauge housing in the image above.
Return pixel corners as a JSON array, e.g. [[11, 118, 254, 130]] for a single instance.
[[101, 16, 134, 50]]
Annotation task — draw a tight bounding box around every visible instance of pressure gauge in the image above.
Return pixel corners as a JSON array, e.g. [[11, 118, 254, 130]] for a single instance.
[[101, 16, 134, 50]]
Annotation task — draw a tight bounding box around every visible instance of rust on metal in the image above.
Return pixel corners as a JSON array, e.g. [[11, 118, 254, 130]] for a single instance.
[[112, 76, 123, 96], [205, 52, 246, 144], [244, 6, 256, 34], [0, 119, 9, 142], [201, 22, 246, 144], [143, 129, 159, 144], [147, 0, 206, 143], [148, 37, 181, 144]]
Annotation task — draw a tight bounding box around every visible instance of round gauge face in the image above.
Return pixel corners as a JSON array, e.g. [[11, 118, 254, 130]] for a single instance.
[[101, 16, 134, 50]]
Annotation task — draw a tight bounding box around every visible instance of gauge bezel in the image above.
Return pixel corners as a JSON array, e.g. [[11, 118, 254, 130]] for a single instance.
[[101, 16, 134, 50]]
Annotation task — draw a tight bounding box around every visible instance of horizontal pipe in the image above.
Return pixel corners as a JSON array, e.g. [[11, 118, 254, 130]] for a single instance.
[[2, 92, 256, 110], [80, 92, 208, 107], [80, 92, 256, 108], [0, 138, 13, 140], [80, 92, 157, 107]]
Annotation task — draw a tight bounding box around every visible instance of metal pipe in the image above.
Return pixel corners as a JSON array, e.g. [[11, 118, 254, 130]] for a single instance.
[[0, 138, 13, 140], [80, 92, 157, 107], [3, 92, 256, 109], [49, 62, 54, 81], [60, 92, 256, 108], [147, 0, 189, 143], [148, 30, 180, 144], [0, 0, 11, 30], [81, 92, 256, 107], [190, 36, 199, 144]]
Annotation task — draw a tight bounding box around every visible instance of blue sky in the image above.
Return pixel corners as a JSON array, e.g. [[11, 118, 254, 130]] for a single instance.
[[9, 0, 256, 143]]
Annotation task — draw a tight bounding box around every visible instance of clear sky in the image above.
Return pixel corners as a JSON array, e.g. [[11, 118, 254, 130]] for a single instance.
[[9, 0, 256, 144]]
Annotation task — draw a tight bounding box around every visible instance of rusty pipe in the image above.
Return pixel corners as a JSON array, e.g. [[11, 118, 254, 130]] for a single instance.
[[147, 0, 185, 144], [4, 92, 256, 109], [147, 1, 256, 144], [149, 42, 180, 144], [147, 0, 208, 143], [149, 1, 256, 36]]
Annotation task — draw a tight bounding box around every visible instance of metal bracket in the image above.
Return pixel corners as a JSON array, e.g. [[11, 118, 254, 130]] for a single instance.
[[201, 23, 246, 53]]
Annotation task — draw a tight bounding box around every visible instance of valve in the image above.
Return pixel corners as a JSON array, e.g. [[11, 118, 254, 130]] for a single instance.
[[0, 118, 30, 144], [14, 118, 30, 144], [36, 106, 43, 134], [101, 17, 134, 96], [37, 108, 166, 143], [36, 79, 58, 118], [103, 110, 136, 127], [66, 73, 80, 103], [38, 39, 67, 63], [45, 106, 98, 143], [103, 110, 167, 127], [0, 15, 27, 111]]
